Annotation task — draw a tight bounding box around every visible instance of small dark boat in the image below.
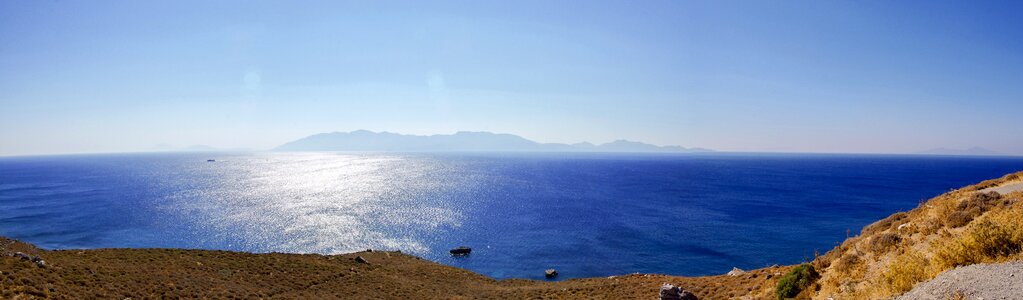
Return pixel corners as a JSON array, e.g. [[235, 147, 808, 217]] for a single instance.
[[545, 269, 558, 278], [449, 246, 471, 256], [207, 159, 215, 162]]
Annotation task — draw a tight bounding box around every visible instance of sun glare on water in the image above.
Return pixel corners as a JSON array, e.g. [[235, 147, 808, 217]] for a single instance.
[[158, 153, 471, 255]]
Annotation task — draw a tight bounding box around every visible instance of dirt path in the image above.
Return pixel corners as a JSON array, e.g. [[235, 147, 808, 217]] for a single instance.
[[981, 181, 1023, 195], [895, 261, 1023, 300]]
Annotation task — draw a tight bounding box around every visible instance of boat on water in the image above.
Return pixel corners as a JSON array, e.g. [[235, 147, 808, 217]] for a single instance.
[[449, 246, 471, 256]]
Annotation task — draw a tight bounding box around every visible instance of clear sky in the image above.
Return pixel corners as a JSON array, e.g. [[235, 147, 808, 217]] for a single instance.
[[2, 0, 1022, 156]]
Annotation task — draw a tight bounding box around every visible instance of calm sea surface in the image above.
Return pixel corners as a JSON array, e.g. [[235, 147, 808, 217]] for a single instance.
[[2, 152, 1022, 279]]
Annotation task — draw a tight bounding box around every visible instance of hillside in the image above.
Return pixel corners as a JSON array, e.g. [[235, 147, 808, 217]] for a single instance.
[[811, 171, 1023, 299], [2, 235, 790, 299]]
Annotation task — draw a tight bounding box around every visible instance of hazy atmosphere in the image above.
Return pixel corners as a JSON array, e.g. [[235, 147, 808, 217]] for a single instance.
[[2, 0, 1022, 156], [5, 2, 1023, 299]]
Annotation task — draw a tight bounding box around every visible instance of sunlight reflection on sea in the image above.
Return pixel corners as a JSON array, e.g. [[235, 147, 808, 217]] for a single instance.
[[4, 152, 1023, 279], [158, 153, 472, 255]]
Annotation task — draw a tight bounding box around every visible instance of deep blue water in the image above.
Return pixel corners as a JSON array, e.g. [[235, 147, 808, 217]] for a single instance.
[[2, 152, 1022, 280]]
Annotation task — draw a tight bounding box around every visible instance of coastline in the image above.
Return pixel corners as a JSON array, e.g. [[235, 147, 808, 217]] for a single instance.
[[3, 171, 1022, 299], [2, 236, 788, 299]]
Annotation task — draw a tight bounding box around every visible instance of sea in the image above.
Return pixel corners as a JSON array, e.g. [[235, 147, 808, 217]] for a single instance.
[[2, 152, 1022, 280]]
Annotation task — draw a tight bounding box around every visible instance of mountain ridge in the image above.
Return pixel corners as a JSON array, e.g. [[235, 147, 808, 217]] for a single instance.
[[918, 147, 1001, 156], [274, 130, 713, 153]]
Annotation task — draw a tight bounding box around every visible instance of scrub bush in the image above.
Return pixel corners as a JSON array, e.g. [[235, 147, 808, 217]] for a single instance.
[[775, 264, 818, 299]]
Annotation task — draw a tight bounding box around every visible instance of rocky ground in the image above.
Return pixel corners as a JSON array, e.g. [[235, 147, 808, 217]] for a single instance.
[[2, 237, 790, 299], [895, 261, 1023, 300]]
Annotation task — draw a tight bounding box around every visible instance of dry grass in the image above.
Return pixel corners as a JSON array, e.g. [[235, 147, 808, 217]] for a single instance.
[[932, 205, 1023, 270], [2, 236, 792, 300], [831, 253, 861, 275], [880, 252, 930, 294], [813, 171, 1023, 300], [875, 192, 1021, 298], [868, 233, 902, 253], [945, 211, 973, 228], [862, 212, 909, 236]]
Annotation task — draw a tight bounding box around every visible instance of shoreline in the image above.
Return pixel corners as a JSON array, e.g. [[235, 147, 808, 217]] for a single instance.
[[2, 236, 789, 299], [4, 171, 1021, 299]]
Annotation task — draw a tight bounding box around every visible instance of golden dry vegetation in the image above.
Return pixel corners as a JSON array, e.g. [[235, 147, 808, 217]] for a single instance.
[[812, 172, 1023, 299], [2, 235, 792, 299]]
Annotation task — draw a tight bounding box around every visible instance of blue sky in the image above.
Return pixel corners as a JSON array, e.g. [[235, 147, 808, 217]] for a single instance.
[[1, 0, 1022, 156]]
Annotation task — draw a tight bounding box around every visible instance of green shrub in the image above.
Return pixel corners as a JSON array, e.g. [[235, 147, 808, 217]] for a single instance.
[[775, 264, 819, 299]]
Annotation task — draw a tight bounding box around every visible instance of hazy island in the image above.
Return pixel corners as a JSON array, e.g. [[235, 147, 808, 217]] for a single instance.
[[4, 172, 1021, 299], [274, 130, 714, 153], [918, 147, 1002, 156]]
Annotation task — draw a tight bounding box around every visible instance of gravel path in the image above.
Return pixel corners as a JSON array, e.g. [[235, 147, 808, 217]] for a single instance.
[[896, 261, 1023, 300], [981, 181, 1023, 195]]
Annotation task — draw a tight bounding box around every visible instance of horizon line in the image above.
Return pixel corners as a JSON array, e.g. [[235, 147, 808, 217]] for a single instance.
[[2, 129, 1016, 158], [3, 149, 1021, 159]]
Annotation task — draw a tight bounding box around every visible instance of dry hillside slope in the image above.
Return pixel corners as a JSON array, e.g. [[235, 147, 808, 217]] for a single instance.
[[812, 171, 1023, 299], [2, 235, 791, 299]]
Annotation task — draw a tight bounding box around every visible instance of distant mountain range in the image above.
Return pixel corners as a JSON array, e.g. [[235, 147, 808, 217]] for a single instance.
[[153, 144, 220, 152], [274, 130, 713, 153], [918, 147, 1001, 156], [151, 144, 251, 152]]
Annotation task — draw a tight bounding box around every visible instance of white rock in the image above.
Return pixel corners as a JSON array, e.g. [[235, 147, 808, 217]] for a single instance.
[[727, 267, 746, 276]]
